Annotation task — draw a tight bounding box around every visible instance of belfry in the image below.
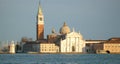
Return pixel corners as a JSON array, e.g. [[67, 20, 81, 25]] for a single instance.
[[36, 3, 44, 40]]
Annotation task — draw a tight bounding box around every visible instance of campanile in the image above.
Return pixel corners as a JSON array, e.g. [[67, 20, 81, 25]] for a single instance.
[[37, 4, 44, 40]]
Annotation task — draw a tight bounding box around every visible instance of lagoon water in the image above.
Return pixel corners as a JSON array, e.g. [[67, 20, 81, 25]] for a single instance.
[[0, 54, 120, 64]]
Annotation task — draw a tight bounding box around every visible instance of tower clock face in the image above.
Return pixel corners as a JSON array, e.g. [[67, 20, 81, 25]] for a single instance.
[[40, 18, 42, 21]]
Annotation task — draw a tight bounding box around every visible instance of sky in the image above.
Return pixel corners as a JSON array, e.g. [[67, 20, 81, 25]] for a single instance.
[[0, 0, 120, 42]]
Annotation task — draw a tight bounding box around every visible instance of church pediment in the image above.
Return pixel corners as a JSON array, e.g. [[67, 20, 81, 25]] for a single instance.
[[66, 32, 83, 38]]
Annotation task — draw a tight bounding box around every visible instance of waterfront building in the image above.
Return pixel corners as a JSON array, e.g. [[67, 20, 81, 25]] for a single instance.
[[103, 38, 120, 53], [9, 41, 15, 54], [40, 43, 59, 53], [85, 40, 106, 53], [23, 41, 40, 53], [86, 38, 120, 54], [92, 43, 104, 53]]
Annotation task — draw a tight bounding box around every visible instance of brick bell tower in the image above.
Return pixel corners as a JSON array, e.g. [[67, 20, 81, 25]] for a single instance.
[[37, 3, 44, 40]]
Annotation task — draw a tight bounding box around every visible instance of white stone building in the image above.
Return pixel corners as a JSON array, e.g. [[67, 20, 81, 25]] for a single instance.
[[40, 43, 59, 53], [60, 31, 86, 53], [59, 23, 86, 53]]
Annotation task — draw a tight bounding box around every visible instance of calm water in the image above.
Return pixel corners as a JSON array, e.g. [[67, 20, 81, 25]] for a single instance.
[[0, 54, 120, 64]]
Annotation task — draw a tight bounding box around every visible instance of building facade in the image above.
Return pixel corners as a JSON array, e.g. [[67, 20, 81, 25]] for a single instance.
[[103, 38, 120, 53], [23, 41, 40, 53], [40, 43, 59, 53], [85, 40, 106, 53], [60, 31, 85, 53]]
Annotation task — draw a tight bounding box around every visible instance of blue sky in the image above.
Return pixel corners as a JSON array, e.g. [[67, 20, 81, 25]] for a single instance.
[[0, 0, 120, 41]]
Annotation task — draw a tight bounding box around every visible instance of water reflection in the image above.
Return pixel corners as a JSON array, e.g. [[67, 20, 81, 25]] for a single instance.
[[0, 54, 120, 64]]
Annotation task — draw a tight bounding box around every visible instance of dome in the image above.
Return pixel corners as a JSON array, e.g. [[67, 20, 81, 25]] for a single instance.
[[60, 22, 71, 34], [49, 28, 57, 37]]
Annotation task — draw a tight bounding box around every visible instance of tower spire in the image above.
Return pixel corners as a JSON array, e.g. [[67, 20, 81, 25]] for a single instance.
[[38, 0, 43, 15]]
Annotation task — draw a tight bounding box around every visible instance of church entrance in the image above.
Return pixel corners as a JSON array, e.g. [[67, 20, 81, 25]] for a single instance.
[[72, 46, 75, 52]]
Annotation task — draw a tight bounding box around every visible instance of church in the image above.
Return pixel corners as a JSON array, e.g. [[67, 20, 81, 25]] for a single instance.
[[22, 2, 120, 54], [23, 3, 86, 53], [59, 23, 86, 53]]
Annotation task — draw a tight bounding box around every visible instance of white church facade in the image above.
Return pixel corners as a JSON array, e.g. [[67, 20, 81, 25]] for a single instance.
[[60, 30, 86, 53]]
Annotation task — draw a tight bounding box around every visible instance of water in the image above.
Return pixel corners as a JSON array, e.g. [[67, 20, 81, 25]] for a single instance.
[[0, 54, 120, 64]]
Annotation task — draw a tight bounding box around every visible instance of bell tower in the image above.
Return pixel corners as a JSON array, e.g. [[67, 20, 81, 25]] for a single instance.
[[37, 3, 44, 40]]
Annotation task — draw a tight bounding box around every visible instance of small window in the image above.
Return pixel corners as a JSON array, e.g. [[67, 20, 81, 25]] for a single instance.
[[40, 18, 42, 21]]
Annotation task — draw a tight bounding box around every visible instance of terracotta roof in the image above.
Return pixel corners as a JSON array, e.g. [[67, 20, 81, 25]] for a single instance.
[[108, 37, 120, 40], [105, 38, 120, 43]]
